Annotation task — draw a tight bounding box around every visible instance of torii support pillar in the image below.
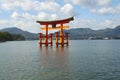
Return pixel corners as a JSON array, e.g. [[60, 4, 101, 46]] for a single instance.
[[56, 32, 69, 47], [39, 24, 53, 47]]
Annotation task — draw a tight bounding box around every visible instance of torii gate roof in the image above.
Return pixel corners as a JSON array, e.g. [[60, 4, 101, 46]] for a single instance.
[[37, 17, 74, 25]]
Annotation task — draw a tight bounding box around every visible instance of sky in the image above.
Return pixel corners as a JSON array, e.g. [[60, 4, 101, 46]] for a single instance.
[[0, 0, 120, 33]]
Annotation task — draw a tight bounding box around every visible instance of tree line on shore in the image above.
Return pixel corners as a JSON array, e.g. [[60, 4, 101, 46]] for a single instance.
[[0, 32, 25, 42]]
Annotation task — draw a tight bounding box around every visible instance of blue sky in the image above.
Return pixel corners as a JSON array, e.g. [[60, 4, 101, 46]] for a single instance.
[[0, 0, 120, 33]]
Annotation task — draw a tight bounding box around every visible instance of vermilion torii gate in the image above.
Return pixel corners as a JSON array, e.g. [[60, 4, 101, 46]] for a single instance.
[[37, 17, 74, 47]]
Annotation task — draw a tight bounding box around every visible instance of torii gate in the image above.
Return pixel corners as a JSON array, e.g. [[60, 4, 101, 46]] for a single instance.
[[37, 17, 74, 47]]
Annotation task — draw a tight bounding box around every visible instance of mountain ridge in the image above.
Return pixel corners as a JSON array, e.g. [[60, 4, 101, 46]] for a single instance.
[[0, 26, 120, 40], [0, 27, 38, 40]]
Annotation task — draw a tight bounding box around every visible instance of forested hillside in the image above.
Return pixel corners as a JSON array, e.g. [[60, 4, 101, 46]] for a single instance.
[[0, 32, 25, 42]]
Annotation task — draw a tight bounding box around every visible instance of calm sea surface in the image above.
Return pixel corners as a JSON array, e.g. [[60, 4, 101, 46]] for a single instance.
[[0, 40, 120, 80]]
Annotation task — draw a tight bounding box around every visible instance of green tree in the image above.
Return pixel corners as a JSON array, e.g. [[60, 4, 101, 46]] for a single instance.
[[0, 32, 25, 42]]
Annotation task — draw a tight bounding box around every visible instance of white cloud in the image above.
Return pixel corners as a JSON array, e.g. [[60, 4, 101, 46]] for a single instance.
[[100, 7, 116, 14], [73, 0, 97, 8], [12, 20, 40, 33], [36, 1, 60, 12], [9, 11, 42, 32], [0, 0, 15, 2], [9, 11, 60, 32], [1, 1, 20, 10], [1, 0, 37, 11], [50, 14, 58, 20], [65, 0, 111, 8], [77, 0, 120, 15], [60, 4, 75, 17], [116, 4, 120, 10], [37, 12, 48, 20], [0, 19, 15, 29], [22, 13, 37, 20], [97, 0, 111, 6], [98, 19, 120, 29], [1, 0, 74, 19], [1, 0, 60, 12], [11, 11, 37, 20], [70, 17, 120, 30], [21, 0, 35, 11], [11, 12, 20, 19], [64, 0, 120, 15], [0, 20, 8, 24], [91, 4, 120, 15]]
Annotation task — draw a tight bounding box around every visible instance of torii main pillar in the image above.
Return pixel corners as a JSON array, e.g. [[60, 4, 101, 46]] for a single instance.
[[37, 17, 74, 47]]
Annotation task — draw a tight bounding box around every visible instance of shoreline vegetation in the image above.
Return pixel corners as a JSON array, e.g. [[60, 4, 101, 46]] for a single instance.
[[0, 25, 120, 41], [0, 32, 25, 42]]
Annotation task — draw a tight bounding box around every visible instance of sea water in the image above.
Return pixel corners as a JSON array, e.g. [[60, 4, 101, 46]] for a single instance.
[[0, 40, 120, 80]]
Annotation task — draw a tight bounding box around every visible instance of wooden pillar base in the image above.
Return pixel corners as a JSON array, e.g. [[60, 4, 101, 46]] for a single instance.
[[55, 33, 69, 47], [39, 33, 53, 47]]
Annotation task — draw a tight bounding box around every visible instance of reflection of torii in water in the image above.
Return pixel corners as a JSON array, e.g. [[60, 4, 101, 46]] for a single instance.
[[37, 17, 74, 47]]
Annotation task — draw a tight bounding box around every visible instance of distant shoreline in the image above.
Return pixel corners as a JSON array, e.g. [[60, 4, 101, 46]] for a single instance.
[[0, 41, 6, 43], [0, 39, 120, 43]]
